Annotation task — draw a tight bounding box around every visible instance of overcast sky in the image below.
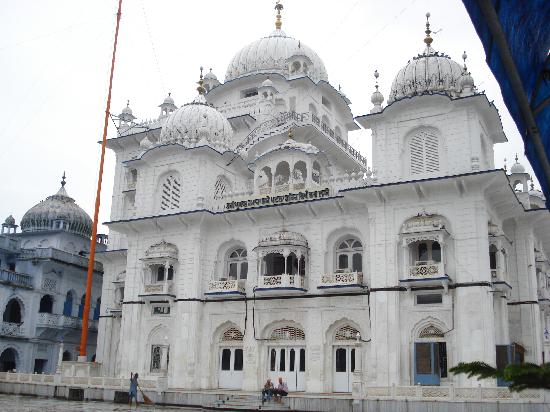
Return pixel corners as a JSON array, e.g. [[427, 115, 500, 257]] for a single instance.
[[0, 0, 537, 234]]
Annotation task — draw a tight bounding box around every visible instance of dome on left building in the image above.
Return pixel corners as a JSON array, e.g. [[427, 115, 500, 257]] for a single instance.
[[20, 175, 93, 238]]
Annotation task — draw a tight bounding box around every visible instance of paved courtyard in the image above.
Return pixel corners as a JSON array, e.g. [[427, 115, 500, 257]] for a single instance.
[[0, 394, 201, 412]]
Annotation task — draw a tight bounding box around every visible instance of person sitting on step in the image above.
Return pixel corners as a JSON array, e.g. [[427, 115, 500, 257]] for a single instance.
[[273, 376, 288, 403], [261, 378, 274, 404]]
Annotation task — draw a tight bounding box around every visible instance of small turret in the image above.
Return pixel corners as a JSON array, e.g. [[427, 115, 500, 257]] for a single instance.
[[370, 70, 384, 114], [119, 100, 136, 127], [203, 68, 220, 92], [159, 93, 177, 118]]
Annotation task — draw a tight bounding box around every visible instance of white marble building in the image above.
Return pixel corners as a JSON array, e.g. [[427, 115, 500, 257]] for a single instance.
[[0, 176, 104, 374], [96, 4, 550, 393]]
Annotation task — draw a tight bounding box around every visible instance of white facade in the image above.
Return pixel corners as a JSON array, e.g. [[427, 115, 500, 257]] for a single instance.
[[96, 6, 550, 393], [0, 179, 104, 374]]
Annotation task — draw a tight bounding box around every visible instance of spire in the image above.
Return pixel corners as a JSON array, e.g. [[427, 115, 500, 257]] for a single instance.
[[196, 66, 206, 95], [288, 127, 294, 140], [55, 172, 69, 197], [424, 12, 433, 47], [275, 0, 283, 30], [370, 70, 384, 113], [462, 51, 468, 72], [61, 171, 66, 187]]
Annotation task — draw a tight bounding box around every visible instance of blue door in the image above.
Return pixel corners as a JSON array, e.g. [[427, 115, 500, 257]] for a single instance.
[[63, 296, 73, 316], [414, 342, 441, 385], [496, 344, 513, 387]]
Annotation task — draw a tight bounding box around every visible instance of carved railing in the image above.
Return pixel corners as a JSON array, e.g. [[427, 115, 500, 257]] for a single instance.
[[320, 272, 364, 287], [143, 282, 173, 295], [19, 248, 103, 272], [0, 269, 33, 289], [207, 279, 245, 294], [408, 262, 444, 278], [36, 313, 98, 332], [236, 111, 367, 166], [0, 322, 23, 337], [258, 274, 305, 289]]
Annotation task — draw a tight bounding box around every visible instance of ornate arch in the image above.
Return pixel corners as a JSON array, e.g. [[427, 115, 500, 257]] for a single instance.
[[212, 320, 244, 345], [2, 294, 26, 321], [262, 319, 305, 341], [147, 324, 171, 344], [325, 317, 364, 343], [156, 170, 182, 212], [411, 316, 448, 341]]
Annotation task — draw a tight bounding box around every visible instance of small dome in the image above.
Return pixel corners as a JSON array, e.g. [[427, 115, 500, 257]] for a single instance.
[[261, 77, 274, 88], [204, 69, 218, 81], [258, 230, 308, 248], [460, 71, 475, 89], [163, 94, 175, 105], [4, 215, 15, 226], [225, 29, 328, 83], [510, 157, 526, 174], [21, 178, 92, 238], [529, 188, 545, 200], [371, 88, 384, 106], [159, 94, 233, 150], [122, 104, 133, 115], [388, 15, 470, 104]]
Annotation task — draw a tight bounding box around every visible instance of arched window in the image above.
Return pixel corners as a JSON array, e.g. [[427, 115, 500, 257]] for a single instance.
[[293, 161, 307, 188], [411, 241, 441, 265], [3, 299, 22, 323], [312, 161, 321, 184], [93, 297, 101, 320], [414, 324, 447, 384], [409, 128, 440, 175], [227, 248, 248, 280], [39, 295, 54, 314], [257, 167, 272, 192], [153, 264, 174, 282], [335, 325, 360, 341], [336, 238, 363, 273], [62, 350, 72, 361], [63, 291, 74, 317], [77, 294, 86, 319], [274, 162, 290, 189], [159, 174, 181, 211], [0, 348, 17, 372], [220, 327, 244, 342]]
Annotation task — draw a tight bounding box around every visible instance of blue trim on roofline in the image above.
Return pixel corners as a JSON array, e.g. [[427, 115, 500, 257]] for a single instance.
[[122, 142, 243, 165], [204, 291, 246, 296], [317, 284, 364, 289], [254, 287, 308, 293], [399, 276, 451, 283]]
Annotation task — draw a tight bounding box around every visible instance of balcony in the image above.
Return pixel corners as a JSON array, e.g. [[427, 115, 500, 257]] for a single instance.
[[19, 248, 103, 273], [318, 271, 366, 292], [0, 269, 33, 289], [400, 261, 451, 289], [255, 274, 307, 295], [36, 313, 98, 332], [0, 322, 23, 337], [205, 279, 245, 298], [139, 281, 175, 300]]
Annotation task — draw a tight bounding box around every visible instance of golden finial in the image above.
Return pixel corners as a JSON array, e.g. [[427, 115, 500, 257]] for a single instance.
[[196, 66, 205, 95], [275, 1, 283, 30], [424, 12, 433, 47], [288, 127, 293, 140]]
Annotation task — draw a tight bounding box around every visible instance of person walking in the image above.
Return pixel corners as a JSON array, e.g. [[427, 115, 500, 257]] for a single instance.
[[129, 372, 139, 407]]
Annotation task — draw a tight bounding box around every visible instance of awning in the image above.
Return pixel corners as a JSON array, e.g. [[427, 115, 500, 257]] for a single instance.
[[461, 0, 550, 208]]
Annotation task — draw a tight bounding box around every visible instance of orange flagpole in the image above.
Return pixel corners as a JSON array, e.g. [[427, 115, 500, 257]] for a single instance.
[[79, 0, 123, 359]]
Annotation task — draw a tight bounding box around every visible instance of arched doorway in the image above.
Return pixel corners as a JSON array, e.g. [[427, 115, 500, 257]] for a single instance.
[[413, 325, 448, 385], [63, 291, 74, 316], [268, 325, 306, 391], [218, 327, 244, 389], [3, 298, 22, 323], [0, 348, 17, 372], [333, 325, 360, 392]]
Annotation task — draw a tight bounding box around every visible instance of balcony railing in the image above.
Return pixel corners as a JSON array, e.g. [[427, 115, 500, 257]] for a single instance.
[[0, 322, 23, 337], [36, 313, 98, 332], [206, 279, 245, 295], [257, 274, 306, 290], [408, 262, 444, 278], [141, 281, 174, 296], [0, 269, 33, 289], [320, 271, 364, 288], [19, 248, 103, 273]]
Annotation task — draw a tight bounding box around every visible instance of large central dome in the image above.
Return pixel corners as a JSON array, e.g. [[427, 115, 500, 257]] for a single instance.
[[225, 29, 328, 83]]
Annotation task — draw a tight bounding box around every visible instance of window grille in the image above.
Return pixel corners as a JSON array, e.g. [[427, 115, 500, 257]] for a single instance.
[[270, 326, 305, 340], [419, 325, 444, 338], [160, 174, 181, 211], [220, 327, 244, 342], [150, 345, 162, 372], [335, 325, 360, 341], [410, 129, 439, 175]]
